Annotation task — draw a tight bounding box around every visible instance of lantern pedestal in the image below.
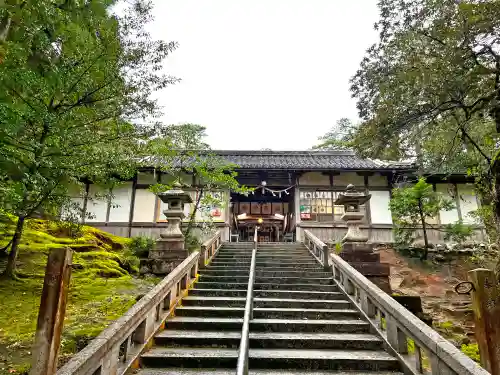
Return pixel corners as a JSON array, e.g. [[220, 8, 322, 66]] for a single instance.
[[335, 185, 391, 293]]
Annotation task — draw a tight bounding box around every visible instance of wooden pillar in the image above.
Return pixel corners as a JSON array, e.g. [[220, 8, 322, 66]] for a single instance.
[[468, 268, 500, 375], [30, 247, 73, 375], [128, 174, 138, 237]]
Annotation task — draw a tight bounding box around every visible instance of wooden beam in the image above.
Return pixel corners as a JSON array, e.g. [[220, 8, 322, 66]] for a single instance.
[[81, 182, 90, 224], [128, 174, 138, 237]]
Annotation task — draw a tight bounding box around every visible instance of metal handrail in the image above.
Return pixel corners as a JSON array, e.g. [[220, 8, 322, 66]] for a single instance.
[[236, 226, 258, 375]]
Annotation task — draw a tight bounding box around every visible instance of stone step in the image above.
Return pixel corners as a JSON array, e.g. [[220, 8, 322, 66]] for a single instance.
[[141, 348, 399, 371], [154, 330, 383, 350], [175, 306, 245, 318], [154, 330, 240, 348], [205, 266, 324, 273], [255, 298, 351, 309], [163, 317, 369, 333], [182, 296, 247, 307], [213, 257, 315, 262], [218, 250, 310, 254], [251, 318, 370, 333], [202, 269, 331, 277], [253, 308, 359, 320], [189, 288, 248, 297], [137, 370, 403, 375], [209, 261, 320, 267], [164, 317, 243, 331], [211, 258, 317, 263], [182, 296, 351, 309], [215, 253, 309, 257], [215, 253, 311, 257], [196, 282, 337, 291], [175, 306, 360, 319], [211, 257, 320, 267], [254, 282, 337, 292], [189, 288, 345, 300], [199, 275, 334, 285]]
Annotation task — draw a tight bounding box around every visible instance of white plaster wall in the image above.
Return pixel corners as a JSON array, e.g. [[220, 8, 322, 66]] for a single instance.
[[369, 190, 393, 224], [161, 172, 192, 186], [457, 183, 478, 224], [108, 183, 133, 222], [299, 172, 329, 186], [133, 189, 156, 222], [86, 185, 108, 222], [435, 183, 459, 224], [368, 173, 388, 187], [62, 185, 85, 221], [137, 171, 157, 184], [333, 172, 364, 186]]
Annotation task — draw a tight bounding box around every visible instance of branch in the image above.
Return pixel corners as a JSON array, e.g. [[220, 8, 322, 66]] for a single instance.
[[460, 127, 491, 164], [26, 181, 62, 217], [58, 77, 118, 114], [418, 30, 447, 46], [3, 84, 37, 112], [54, 51, 107, 109]]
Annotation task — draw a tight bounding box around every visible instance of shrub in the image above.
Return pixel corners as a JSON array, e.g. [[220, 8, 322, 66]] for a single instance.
[[128, 236, 155, 258], [185, 233, 201, 252], [461, 343, 480, 363]]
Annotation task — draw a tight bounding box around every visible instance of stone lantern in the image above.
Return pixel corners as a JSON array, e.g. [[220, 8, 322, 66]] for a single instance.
[[334, 184, 371, 243], [334, 184, 391, 293], [147, 183, 193, 275]]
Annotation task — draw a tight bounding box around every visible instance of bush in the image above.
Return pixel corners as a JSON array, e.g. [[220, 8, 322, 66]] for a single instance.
[[128, 236, 155, 258], [461, 343, 480, 363], [185, 233, 201, 252]]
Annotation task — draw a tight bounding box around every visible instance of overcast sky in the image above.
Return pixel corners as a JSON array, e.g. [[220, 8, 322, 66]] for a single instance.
[[148, 0, 380, 150]]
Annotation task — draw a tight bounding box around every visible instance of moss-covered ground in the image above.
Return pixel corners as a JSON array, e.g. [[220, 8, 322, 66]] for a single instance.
[[0, 218, 160, 374]]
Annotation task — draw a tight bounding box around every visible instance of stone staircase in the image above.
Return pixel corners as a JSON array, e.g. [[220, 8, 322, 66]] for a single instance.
[[135, 242, 402, 374]]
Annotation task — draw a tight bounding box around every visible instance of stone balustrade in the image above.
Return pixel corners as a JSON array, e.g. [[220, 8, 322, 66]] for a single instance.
[[56, 231, 222, 375], [303, 230, 330, 270], [304, 230, 489, 375]]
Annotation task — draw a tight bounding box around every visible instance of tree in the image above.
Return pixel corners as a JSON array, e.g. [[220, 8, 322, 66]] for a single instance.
[[390, 178, 472, 260], [0, 0, 177, 277], [146, 124, 248, 239], [313, 118, 358, 150], [348, 0, 500, 237]]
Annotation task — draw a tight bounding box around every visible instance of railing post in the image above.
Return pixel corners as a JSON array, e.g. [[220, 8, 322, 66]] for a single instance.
[[385, 314, 407, 354], [468, 268, 500, 375], [359, 289, 376, 318], [30, 247, 72, 375], [322, 244, 330, 271]]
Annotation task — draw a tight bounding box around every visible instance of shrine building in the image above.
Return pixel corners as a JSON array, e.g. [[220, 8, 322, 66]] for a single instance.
[[74, 150, 484, 243]]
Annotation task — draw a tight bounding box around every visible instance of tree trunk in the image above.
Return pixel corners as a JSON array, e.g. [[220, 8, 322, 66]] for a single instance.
[[493, 102, 500, 279], [0, 237, 13, 257], [184, 189, 203, 239], [491, 162, 500, 281], [3, 216, 26, 278], [418, 199, 429, 260]]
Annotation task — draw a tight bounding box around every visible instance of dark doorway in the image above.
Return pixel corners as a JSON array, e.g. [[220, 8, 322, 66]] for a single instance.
[[230, 186, 295, 242]]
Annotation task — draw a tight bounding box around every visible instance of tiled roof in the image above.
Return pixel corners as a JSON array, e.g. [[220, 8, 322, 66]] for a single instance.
[[211, 150, 415, 171]]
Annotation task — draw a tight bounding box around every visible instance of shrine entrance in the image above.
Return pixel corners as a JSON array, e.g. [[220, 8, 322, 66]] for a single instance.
[[229, 184, 295, 242]]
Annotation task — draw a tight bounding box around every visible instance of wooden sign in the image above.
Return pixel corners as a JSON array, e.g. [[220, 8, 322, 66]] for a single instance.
[[262, 203, 272, 215], [272, 203, 283, 214], [251, 202, 261, 214], [239, 203, 250, 214]]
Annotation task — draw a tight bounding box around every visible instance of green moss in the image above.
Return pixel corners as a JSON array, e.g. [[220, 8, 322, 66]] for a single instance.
[[435, 320, 454, 331], [0, 218, 156, 374], [461, 343, 480, 363]]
